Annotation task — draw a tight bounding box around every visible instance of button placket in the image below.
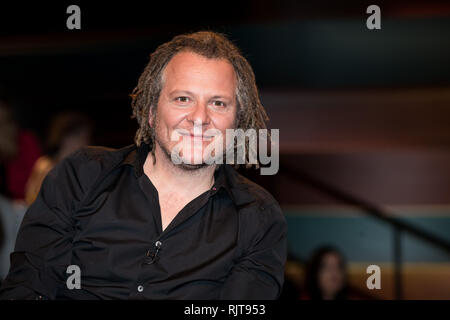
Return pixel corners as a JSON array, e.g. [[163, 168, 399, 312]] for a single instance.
[[144, 240, 162, 265], [131, 234, 165, 298]]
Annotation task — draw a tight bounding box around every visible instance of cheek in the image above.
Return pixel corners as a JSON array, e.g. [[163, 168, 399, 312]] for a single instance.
[[214, 112, 237, 132], [154, 106, 182, 131], [318, 272, 328, 287]]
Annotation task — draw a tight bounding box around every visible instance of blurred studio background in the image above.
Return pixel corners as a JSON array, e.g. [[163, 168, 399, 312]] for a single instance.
[[1, 1, 450, 299]]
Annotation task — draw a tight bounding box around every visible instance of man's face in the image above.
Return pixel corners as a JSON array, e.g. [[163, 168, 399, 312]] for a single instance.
[[151, 51, 237, 168]]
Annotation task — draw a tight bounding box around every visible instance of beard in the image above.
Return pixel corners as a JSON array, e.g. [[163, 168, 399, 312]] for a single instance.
[[154, 131, 211, 171]]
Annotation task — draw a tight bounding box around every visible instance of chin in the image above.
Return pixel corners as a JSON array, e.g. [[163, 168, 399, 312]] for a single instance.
[[179, 153, 206, 165], [176, 144, 205, 164]]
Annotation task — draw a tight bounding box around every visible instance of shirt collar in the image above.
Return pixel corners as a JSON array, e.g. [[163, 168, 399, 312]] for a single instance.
[[122, 142, 233, 197]]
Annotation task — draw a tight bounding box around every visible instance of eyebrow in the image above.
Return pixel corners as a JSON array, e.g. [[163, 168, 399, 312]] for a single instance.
[[169, 90, 233, 101], [169, 90, 194, 96], [210, 95, 233, 101]]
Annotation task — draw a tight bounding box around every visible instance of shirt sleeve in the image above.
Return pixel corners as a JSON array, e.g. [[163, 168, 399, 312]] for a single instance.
[[220, 202, 287, 300], [0, 150, 92, 300]]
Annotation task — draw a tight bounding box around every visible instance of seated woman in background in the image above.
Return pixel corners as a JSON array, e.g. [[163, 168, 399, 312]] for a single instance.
[[0, 99, 41, 203], [25, 111, 92, 206], [302, 246, 350, 300]]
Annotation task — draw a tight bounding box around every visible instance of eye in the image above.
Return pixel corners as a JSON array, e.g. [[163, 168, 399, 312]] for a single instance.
[[175, 96, 190, 104], [211, 100, 226, 108]]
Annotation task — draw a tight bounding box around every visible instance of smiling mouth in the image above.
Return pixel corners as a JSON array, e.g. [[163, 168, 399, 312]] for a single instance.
[[179, 133, 214, 141]]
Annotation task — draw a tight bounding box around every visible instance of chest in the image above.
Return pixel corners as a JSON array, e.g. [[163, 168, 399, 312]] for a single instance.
[[158, 191, 194, 231], [68, 178, 240, 298]]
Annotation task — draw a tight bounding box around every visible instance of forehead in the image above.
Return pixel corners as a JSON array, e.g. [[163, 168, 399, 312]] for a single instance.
[[161, 51, 236, 94]]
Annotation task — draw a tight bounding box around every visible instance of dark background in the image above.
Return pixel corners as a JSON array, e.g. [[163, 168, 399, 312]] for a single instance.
[[2, 1, 450, 147]]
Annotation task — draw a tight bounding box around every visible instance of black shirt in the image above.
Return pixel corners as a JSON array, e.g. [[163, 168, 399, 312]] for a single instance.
[[0, 143, 287, 300]]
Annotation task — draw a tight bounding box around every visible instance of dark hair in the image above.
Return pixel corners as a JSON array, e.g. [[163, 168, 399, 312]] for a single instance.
[[305, 246, 348, 300], [130, 30, 269, 168], [46, 111, 92, 158]]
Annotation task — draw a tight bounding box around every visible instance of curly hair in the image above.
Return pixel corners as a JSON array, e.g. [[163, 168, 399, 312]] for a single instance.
[[130, 31, 269, 168]]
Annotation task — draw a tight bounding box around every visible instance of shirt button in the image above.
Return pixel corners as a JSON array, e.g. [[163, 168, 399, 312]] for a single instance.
[[137, 285, 144, 292]]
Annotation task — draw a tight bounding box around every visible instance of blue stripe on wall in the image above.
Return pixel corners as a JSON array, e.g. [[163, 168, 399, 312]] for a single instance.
[[285, 210, 450, 263]]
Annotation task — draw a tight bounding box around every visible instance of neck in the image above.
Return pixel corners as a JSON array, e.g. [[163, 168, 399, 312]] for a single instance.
[[143, 144, 216, 197]]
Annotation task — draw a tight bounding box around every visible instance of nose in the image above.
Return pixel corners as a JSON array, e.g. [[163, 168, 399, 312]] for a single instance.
[[186, 100, 210, 128]]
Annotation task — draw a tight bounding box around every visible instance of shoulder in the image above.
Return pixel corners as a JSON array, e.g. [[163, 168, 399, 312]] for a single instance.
[[68, 144, 135, 163], [60, 144, 135, 173], [224, 165, 286, 231], [224, 165, 280, 210], [223, 166, 287, 257], [43, 144, 136, 203]]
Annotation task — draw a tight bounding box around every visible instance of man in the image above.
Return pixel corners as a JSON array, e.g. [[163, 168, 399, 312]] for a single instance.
[[0, 31, 287, 299]]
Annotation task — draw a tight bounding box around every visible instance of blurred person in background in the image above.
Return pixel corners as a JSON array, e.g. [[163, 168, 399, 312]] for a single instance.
[[0, 98, 41, 203], [302, 246, 350, 300], [0, 99, 27, 282], [0, 197, 26, 283], [0, 100, 19, 182], [279, 254, 304, 299], [25, 111, 93, 205]]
